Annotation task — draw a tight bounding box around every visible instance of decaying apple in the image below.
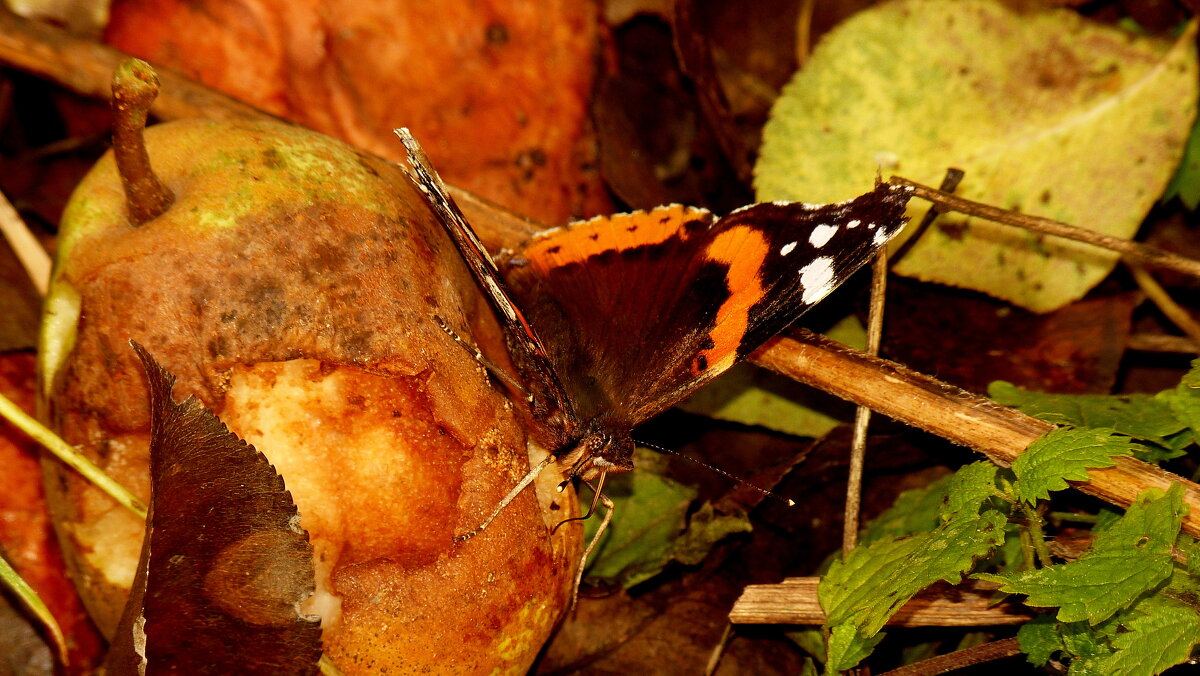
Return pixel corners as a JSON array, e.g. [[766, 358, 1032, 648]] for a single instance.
[[38, 60, 580, 673]]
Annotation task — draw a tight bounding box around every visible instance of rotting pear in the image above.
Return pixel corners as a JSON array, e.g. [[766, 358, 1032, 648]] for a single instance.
[[38, 59, 580, 674]]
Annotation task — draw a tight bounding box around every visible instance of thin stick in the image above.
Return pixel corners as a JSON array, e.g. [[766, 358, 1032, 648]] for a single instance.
[[842, 250, 887, 554], [1128, 334, 1199, 353], [0, 391, 147, 518], [889, 168, 964, 265], [1127, 263, 1200, 352], [703, 623, 733, 676], [879, 637, 1023, 676], [0, 190, 50, 296], [890, 176, 1200, 281]]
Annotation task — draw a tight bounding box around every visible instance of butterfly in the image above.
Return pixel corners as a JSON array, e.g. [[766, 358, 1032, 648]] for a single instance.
[[395, 129, 912, 539]]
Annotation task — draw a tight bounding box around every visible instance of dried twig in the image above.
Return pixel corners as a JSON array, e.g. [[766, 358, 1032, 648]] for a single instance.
[[0, 190, 50, 296], [843, 252, 886, 554], [731, 578, 1030, 626], [1128, 334, 1199, 354], [1128, 263, 1200, 352], [891, 176, 1200, 281], [879, 638, 1023, 676]]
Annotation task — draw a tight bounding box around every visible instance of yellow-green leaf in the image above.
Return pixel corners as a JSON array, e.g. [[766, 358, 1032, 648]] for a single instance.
[[757, 0, 1199, 312]]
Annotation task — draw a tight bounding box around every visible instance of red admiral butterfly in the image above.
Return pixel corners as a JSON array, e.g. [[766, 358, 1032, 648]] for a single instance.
[[396, 129, 912, 537]]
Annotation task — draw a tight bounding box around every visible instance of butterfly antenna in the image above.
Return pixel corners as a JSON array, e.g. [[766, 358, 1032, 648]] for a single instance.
[[551, 469, 608, 535], [453, 453, 556, 542], [636, 440, 796, 507]]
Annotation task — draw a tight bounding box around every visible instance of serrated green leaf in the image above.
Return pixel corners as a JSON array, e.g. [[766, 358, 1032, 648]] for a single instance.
[[860, 473, 955, 544], [978, 484, 1183, 624], [757, 0, 1198, 312], [990, 381, 1187, 444], [1180, 536, 1200, 578], [1061, 618, 1119, 659], [827, 623, 885, 672], [1162, 359, 1200, 442], [1164, 113, 1200, 209], [821, 509, 1007, 669], [1018, 614, 1063, 666], [944, 462, 1001, 518], [1011, 428, 1140, 504], [1095, 595, 1200, 676]]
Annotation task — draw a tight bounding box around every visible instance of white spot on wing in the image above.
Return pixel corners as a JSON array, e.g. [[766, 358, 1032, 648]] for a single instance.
[[873, 228, 890, 246], [798, 257, 836, 304], [780, 241, 797, 256], [846, 219, 861, 229], [808, 224, 838, 248]]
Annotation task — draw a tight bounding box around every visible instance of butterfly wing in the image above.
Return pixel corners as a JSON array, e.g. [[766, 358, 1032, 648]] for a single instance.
[[499, 183, 913, 427], [396, 129, 580, 441]]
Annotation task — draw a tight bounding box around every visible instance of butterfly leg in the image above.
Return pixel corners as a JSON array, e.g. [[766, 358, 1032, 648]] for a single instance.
[[567, 470, 614, 612], [453, 453, 556, 542], [432, 314, 532, 401]]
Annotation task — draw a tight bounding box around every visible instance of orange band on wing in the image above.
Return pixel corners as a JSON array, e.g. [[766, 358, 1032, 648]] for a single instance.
[[523, 205, 709, 273], [693, 225, 769, 375]]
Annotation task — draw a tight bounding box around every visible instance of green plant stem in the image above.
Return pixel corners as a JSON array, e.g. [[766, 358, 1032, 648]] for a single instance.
[[0, 391, 147, 519], [1019, 502, 1053, 568], [0, 552, 67, 665], [1049, 511, 1101, 524]]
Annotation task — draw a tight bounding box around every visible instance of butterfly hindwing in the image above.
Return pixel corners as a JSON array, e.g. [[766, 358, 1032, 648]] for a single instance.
[[498, 183, 913, 427]]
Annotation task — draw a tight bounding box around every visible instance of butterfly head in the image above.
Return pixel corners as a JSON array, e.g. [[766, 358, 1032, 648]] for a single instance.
[[559, 420, 635, 482]]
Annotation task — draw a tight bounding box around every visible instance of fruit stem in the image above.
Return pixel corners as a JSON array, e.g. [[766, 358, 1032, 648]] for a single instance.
[[111, 59, 174, 225]]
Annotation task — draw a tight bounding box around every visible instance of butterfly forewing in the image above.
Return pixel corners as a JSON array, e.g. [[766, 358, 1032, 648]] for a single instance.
[[499, 183, 913, 427]]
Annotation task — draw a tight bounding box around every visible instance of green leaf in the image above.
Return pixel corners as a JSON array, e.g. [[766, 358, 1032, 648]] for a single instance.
[[943, 462, 1001, 518], [583, 449, 749, 587], [0, 553, 67, 665], [860, 473, 955, 544], [1095, 595, 1200, 676], [678, 363, 849, 438], [1017, 614, 1063, 666], [1010, 428, 1140, 504], [1060, 617, 1120, 660], [826, 623, 884, 672], [1164, 112, 1200, 209], [990, 381, 1187, 445], [821, 509, 1007, 669], [670, 502, 752, 566], [583, 460, 696, 586], [978, 484, 1183, 625], [785, 628, 827, 664], [1162, 359, 1200, 441], [1180, 536, 1200, 578], [756, 0, 1199, 313]]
